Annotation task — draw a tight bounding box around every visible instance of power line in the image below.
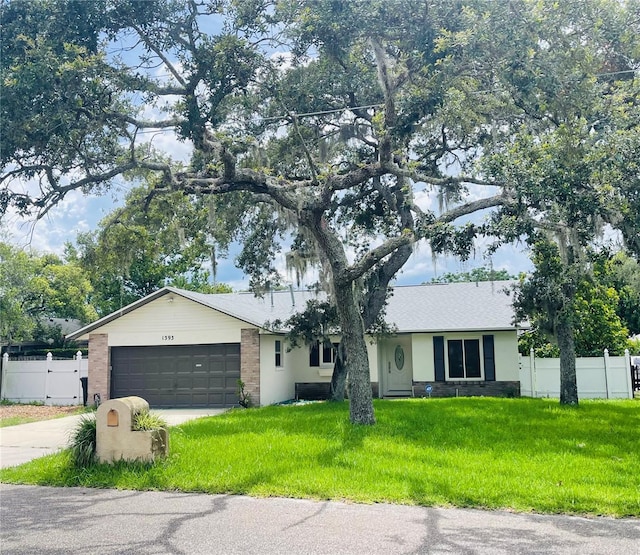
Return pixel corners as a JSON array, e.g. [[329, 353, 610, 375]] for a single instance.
[[131, 68, 638, 131]]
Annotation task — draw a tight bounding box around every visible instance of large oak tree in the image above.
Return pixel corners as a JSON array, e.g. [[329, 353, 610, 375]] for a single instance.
[[2, 0, 637, 417]]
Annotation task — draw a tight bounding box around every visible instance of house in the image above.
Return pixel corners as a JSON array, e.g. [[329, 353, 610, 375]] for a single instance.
[[66, 282, 522, 408]]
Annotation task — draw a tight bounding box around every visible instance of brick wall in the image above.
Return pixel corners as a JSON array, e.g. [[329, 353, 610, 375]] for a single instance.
[[88, 334, 110, 403], [241, 329, 261, 406], [412, 381, 520, 398], [295, 382, 379, 401]]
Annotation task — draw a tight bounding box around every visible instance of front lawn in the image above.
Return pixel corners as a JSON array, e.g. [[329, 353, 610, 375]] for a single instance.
[[1, 398, 638, 517]]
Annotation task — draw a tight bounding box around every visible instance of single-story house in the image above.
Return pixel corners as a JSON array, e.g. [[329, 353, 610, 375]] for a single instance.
[[67, 282, 522, 408]]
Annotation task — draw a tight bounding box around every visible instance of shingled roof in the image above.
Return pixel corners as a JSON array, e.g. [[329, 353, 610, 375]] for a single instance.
[[68, 281, 519, 341]]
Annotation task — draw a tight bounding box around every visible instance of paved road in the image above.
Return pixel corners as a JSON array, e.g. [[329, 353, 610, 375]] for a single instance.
[[0, 409, 226, 468], [1, 484, 638, 554]]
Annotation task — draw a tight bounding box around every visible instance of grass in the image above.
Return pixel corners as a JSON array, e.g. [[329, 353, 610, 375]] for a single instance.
[[1, 398, 638, 517], [0, 417, 42, 428]]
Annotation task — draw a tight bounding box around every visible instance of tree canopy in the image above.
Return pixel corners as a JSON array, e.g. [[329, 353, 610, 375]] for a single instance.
[[69, 184, 231, 316], [0, 241, 97, 345]]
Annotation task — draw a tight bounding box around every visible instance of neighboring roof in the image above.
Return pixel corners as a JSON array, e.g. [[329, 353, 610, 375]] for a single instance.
[[67, 281, 519, 340], [45, 317, 84, 335]]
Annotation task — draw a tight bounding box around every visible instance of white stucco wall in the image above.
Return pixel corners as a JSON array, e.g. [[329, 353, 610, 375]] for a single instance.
[[77, 295, 256, 346], [259, 334, 295, 404], [493, 331, 520, 380], [411, 334, 435, 381], [289, 337, 379, 384]]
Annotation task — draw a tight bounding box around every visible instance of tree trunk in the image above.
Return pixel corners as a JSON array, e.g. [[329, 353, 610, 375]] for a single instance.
[[334, 282, 375, 425], [330, 342, 347, 402], [304, 211, 376, 424], [330, 243, 413, 401], [557, 316, 579, 405]]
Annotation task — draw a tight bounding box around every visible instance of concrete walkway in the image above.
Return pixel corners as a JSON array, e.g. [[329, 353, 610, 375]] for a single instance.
[[0, 409, 226, 469]]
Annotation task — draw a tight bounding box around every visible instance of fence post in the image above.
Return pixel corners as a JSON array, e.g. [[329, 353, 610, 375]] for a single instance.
[[624, 349, 633, 399], [76, 351, 83, 404], [1, 352, 9, 399], [44, 352, 54, 405], [603, 349, 610, 399], [530, 348, 536, 397]]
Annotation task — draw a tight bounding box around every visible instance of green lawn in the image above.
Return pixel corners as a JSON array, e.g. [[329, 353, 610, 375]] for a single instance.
[[1, 398, 638, 517]]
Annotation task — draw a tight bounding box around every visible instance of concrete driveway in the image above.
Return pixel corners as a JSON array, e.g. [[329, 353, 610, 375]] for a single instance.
[[0, 408, 226, 469]]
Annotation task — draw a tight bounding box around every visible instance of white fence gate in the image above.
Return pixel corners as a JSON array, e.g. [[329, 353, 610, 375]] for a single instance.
[[1, 352, 88, 406], [519, 349, 634, 399]]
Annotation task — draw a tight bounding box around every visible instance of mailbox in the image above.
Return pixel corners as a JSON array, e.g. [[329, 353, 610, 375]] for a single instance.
[[95, 396, 168, 464]]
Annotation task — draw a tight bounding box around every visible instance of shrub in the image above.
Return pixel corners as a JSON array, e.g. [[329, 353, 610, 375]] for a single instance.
[[69, 414, 96, 468], [237, 379, 253, 408]]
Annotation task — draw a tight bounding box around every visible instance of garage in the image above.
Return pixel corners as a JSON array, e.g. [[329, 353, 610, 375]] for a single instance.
[[110, 344, 240, 408]]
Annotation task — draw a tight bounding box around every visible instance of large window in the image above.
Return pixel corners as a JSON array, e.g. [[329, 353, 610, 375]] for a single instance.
[[447, 339, 481, 379], [433, 335, 495, 382]]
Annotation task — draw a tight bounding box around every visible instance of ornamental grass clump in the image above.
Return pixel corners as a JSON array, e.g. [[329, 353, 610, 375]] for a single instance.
[[132, 409, 167, 431], [69, 414, 97, 468]]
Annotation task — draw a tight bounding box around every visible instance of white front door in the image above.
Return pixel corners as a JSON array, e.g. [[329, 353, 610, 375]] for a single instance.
[[382, 338, 413, 396]]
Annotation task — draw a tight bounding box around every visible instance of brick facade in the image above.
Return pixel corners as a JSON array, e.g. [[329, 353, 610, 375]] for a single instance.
[[295, 382, 379, 401], [412, 380, 520, 398], [241, 328, 261, 406], [88, 334, 110, 404]]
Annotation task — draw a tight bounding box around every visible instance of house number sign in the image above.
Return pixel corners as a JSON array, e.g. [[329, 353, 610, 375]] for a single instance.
[[162, 335, 175, 341]]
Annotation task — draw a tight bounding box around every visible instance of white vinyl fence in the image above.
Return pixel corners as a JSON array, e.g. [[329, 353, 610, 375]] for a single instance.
[[1, 352, 88, 406], [519, 349, 634, 399]]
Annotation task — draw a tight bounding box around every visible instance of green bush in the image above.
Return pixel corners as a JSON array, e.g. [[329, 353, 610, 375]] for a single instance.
[[69, 414, 96, 468], [237, 379, 253, 408], [132, 409, 167, 431]]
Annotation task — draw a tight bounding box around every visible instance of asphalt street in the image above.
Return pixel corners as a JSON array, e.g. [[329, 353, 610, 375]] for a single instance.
[[1, 484, 639, 554]]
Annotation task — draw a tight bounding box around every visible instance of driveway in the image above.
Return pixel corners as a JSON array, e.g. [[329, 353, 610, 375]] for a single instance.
[[0, 409, 226, 468], [1, 484, 639, 554]]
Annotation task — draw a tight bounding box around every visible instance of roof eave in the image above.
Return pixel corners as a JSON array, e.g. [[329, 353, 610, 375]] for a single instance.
[[66, 286, 267, 341], [66, 287, 176, 341]]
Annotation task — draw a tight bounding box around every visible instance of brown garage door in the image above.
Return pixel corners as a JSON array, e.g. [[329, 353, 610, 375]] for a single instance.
[[110, 344, 240, 408]]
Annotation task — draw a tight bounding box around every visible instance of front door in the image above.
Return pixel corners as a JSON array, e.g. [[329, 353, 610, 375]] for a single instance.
[[382, 337, 413, 396]]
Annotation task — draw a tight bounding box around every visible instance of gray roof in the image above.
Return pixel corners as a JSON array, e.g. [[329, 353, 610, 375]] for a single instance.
[[178, 282, 518, 332], [68, 281, 518, 340], [384, 281, 517, 332]]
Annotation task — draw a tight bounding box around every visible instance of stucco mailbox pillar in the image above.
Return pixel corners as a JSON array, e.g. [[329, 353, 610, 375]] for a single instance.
[[96, 396, 168, 464]]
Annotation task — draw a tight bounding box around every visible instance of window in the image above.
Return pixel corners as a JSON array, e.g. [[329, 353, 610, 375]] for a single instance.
[[275, 340, 282, 367], [322, 342, 336, 365], [309, 340, 338, 366], [447, 339, 481, 379], [433, 335, 495, 382]]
